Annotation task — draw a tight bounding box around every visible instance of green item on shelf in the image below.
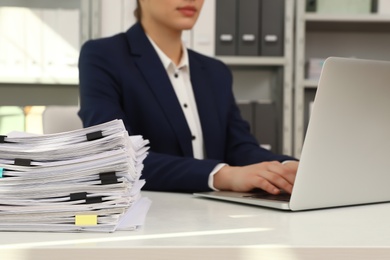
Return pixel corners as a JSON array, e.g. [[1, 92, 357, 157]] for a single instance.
[[316, 0, 373, 14]]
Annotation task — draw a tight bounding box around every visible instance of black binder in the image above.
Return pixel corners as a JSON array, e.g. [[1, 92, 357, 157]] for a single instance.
[[215, 0, 237, 56], [254, 101, 278, 153], [237, 0, 261, 56], [237, 101, 255, 135], [260, 0, 285, 56]]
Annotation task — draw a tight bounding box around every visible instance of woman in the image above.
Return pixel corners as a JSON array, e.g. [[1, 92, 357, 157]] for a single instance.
[[78, 0, 298, 193]]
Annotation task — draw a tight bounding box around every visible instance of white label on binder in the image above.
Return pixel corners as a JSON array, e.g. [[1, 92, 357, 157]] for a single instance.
[[265, 35, 278, 42], [220, 34, 233, 42], [242, 34, 255, 42]]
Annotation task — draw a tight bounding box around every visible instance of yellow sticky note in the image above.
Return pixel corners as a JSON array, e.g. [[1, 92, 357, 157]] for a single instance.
[[75, 215, 98, 226]]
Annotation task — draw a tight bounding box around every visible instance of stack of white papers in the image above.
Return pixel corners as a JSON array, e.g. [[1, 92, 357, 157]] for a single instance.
[[0, 119, 151, 232]]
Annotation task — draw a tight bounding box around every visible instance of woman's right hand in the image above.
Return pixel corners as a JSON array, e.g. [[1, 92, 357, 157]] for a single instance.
[[213, 161, 298, 194]]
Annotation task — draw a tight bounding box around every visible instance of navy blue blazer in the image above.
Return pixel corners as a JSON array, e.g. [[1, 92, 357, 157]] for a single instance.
[[78, 23, 295, 192]]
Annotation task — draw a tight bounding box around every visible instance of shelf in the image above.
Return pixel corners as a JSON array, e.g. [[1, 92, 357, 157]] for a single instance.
[[0, 77, 78, 85], [304, 79, 318, 88], [216, 56, 287, 66], [0, 0, 82, 9], [305, 13, 390, 22], [304, 14, 390, 32]]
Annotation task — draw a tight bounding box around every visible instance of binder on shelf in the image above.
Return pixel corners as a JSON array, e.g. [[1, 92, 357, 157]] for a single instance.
[[0, 8, 7, 77], [237, 0, 261, 56], [215, 0, 237, 56], [42, 8, 58, 79], [25, 8, 43, 78], [192, 0, 216, 56], [260, 0, 285, 56], [122, 0, 137, 30], [101, 0, 137, 36], [100, 0, 123, 37], [1, 7, 26, 77], [57, 8, 80, 79], [254, 101, 277, 153], [378, 0, 390, 14], [237, 101, 255, 135], [41, 8, 79, 80]]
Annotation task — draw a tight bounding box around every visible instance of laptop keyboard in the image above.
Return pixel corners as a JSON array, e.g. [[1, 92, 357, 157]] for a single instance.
[[242, 190, 291, 202]]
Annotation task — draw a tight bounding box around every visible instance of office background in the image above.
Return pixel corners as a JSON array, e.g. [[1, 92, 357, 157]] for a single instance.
[[0, 0, 389, 157]]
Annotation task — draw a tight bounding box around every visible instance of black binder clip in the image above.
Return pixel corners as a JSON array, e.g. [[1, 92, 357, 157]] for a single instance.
[[70, 192, 88, 201], [86, 196, 103, 204], [14, 158, 32, 166], [86, 131, 103, 141], [99, 172, 118, 185], [0, 135, 7, 143]]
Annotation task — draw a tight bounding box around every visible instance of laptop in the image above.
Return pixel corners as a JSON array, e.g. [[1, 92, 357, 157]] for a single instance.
[[194, 57, 390, 211]]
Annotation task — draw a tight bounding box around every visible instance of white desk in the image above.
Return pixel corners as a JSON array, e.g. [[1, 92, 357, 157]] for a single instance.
[[1, 191, 390, 260]]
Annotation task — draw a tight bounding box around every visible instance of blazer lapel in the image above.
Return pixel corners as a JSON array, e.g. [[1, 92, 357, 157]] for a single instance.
[[189, 54, 223, 159], [125, 24, 193, 157]]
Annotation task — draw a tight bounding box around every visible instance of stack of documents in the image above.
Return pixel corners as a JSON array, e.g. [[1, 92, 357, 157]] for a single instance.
[[0, 119, 151, 232], [306, 58, 326, 80]]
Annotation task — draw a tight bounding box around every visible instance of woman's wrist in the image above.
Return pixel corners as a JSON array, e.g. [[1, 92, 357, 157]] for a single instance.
[[213, 165, 235, 191]]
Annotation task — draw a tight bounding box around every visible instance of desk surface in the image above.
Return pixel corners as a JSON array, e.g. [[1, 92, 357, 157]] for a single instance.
[[1, 191, 390, 259]]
